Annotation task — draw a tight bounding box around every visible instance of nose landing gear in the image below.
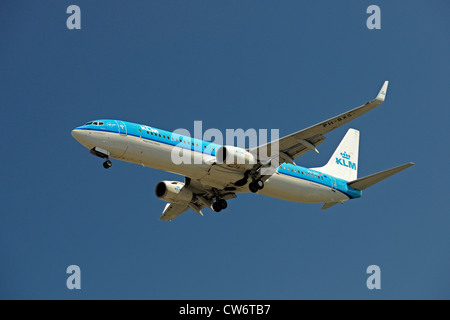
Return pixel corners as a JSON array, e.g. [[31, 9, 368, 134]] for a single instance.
[[103, 159, 112, 169], [90, 147, 112, 169]]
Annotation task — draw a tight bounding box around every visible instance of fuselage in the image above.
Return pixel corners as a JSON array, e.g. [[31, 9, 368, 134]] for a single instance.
[[71, 119, 362, 204]]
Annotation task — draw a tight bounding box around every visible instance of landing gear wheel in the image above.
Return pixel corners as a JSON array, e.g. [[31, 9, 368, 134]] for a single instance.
[[249, 179, 264, 193], [103, 160, 112, 169], [212, 201, 222, 213], [249, 182, 259, 193], [218, 199, 228, 210], [256, 179, 264, 190]]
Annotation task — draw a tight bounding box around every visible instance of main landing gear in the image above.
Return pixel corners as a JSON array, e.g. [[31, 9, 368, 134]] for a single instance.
[[249, 179, 264, 193], [212, 199, 228, 213]]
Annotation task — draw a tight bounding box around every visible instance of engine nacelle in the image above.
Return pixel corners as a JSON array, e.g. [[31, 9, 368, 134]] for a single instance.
[[155, 181, 194, 204], [216, 146, 257, 169]]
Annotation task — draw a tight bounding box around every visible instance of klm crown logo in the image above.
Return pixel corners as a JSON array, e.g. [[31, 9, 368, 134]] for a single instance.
[[336, 151, 357, 170], [341, 152, 351, 160]]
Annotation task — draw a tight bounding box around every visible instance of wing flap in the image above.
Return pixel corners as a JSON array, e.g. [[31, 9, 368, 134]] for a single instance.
[[322, 202, 339, 210], [279, 135, 326, 162], [159, 203, 189, 221]]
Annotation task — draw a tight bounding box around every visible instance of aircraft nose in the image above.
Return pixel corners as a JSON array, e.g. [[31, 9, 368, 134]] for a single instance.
[[71, 128, 82, 140], [72, 127, 96, 150], [71, 127, 86, 143]]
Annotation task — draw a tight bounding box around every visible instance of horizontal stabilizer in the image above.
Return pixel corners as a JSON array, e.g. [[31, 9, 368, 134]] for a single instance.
[[347, 162, 415, 191]]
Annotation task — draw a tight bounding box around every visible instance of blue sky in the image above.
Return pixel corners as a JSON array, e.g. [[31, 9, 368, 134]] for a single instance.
[[0, 1, 449, 299]]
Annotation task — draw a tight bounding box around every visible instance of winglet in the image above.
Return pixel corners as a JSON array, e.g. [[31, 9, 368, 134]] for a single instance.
[[375, 81, 389, 103]]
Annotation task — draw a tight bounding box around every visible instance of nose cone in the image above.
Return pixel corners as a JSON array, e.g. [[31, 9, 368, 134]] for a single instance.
[[71, 127, 92, 148], [72, 127, 95, 150], [71, 128, 83, 142]]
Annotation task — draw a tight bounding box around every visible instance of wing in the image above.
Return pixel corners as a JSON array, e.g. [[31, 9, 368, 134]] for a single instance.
[[159, 203, 190, 221], [253, 81, 389, 165]]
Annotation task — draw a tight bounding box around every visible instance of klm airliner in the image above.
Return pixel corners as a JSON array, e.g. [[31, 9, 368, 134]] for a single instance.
[[72, 81, 414, 221]]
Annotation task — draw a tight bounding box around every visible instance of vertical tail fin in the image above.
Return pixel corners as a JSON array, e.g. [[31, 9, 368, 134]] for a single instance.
[[312, 128, 359, 181]]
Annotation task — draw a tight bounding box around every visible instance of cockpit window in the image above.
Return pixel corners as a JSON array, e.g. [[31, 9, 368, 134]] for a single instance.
[[85, 122, 93, 125], [86, 121, 104, 126]]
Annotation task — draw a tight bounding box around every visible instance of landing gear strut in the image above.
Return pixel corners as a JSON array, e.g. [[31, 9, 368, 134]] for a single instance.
[[90, 147, 112, 169], [103, 159, 112, 169]]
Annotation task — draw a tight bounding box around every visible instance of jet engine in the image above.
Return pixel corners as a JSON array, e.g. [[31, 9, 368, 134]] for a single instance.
[[216, 146, 257, 170], [155, 181, 194, 204]]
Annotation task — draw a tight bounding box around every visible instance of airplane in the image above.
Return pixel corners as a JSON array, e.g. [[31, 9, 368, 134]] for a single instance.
[[71, 81, 414, 221]]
